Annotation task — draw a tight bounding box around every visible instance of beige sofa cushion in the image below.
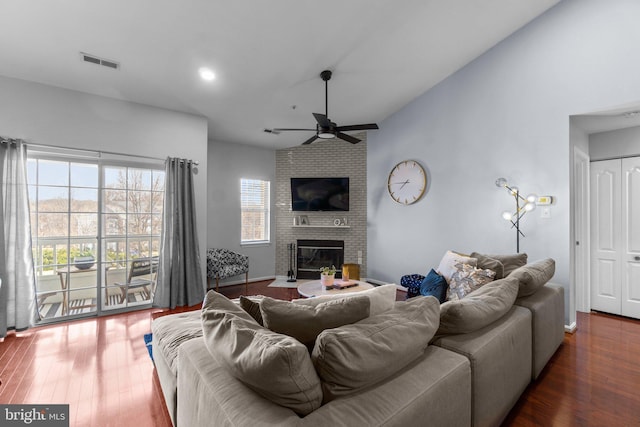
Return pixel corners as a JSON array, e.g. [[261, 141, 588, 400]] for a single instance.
[[482, 253, 528, 276], [312, 296, 440, 402], [437, 276, 519, 335], [200, 291, 322, 416], [470, 252, 505, 279], [259, 295, 370, 348], [307, 283, 397, 316], [239, 295, 264, 325], [510, 258, 556, 297]]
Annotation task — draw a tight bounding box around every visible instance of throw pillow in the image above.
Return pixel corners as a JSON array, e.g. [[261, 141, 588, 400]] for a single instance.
[[446, 263, 496, 301], [239, 295, 263, 325], [469, 252, 505, 279], [303, 283, 397, 316], [437, 276, 519, 335], [312, 296, 440, 402], [200, 291, 322, 416], [419, 269, 448, 303], [260, 295, 370, 348], [401, 273, 426, 299], [481, 253, 528, 276], [436, 250, 478, 283], [510, 258, 556, 297]]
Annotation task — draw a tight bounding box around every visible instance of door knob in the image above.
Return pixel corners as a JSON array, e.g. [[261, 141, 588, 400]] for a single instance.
[[635, 256, 640, 261]]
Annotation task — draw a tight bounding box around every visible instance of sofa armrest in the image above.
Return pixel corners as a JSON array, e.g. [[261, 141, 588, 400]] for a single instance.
[[177, 338, 300, 427], [515, 282, 565, 379], [177, 338, 471, 427], [433, 305, 532, 427]]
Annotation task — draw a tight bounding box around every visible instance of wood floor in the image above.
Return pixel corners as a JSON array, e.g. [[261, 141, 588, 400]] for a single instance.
[[1, 280, 639, 427]]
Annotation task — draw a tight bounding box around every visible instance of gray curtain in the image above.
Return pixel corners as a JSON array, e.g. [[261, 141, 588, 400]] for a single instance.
[[154, 157, 204, 308], [0, 139, 38, 337]]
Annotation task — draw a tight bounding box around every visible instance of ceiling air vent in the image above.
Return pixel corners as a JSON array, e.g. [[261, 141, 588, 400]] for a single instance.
[[80, 52, 120, 70]]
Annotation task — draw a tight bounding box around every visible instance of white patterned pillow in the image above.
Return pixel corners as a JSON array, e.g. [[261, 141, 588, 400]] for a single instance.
[[447, 263, 496, 301], [436, 250, 477, 284]]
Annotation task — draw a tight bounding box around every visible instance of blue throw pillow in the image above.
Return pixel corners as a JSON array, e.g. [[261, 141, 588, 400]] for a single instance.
[[420, 269, 448, 303], [401, 274, 425, 299]]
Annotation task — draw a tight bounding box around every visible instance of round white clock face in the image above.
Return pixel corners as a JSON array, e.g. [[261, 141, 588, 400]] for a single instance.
[[387, 160, 426, 205]]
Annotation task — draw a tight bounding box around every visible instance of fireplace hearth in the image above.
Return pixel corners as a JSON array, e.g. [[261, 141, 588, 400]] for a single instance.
[[296, 239, 344, 279]]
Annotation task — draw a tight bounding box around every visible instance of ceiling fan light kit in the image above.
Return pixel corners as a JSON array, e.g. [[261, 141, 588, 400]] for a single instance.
[[269, 70, 379, 145]]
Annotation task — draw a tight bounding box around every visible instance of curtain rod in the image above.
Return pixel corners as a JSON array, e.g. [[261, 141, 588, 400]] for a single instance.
[[24, 141, 199, 165], [0, 137, 20, 145]]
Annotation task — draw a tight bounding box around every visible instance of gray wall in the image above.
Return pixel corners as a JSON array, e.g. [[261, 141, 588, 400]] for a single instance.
[[0, 75, 209, 284], [275, 136, 367, 278], [590, 126, 640, 160], [208, 140, 276, 285], [367, 0, 640, 325]]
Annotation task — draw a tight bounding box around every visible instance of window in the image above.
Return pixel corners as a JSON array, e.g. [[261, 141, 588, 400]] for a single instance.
[[241, 178, 270, 244]]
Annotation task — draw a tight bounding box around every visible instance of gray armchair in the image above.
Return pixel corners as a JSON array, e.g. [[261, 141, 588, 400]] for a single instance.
[[206, 248, 249, 293]]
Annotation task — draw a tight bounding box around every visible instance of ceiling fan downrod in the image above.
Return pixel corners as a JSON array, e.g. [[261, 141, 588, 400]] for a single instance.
[[320, 70, 332, 119]]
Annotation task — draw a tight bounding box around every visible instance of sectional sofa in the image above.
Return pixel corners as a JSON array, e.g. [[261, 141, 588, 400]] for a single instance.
[[151, 256, 564, 427]]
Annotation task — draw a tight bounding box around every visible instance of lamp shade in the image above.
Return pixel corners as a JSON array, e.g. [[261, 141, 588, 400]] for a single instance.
[[495, 178, 508, 188]]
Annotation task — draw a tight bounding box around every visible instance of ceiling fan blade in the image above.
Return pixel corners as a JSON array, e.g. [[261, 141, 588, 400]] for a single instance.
[[301, 134, 319, 145], [272, 128, 317, 132], [312, 113, 332, 128], [336, 132, 361, 144], [335, 123, 379, 132]]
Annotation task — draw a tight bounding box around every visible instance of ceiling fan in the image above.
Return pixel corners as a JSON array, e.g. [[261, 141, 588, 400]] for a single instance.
[[266, 70, 379, 145]]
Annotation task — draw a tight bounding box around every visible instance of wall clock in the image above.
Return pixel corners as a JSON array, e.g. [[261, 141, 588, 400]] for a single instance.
[[387, 160, 427, 205]]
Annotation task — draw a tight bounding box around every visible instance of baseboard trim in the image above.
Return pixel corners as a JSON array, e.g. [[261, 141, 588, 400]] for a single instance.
[[215, 276, 276, 288], [564, 322, 577, 333]]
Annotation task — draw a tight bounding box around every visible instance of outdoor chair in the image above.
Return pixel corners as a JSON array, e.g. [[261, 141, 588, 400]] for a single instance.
[[206, 248, 249, 293], [115, 257, 158, 304]]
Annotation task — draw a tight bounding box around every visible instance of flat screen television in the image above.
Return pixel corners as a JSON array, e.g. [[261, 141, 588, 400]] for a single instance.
[[291, 177, 349, 211]]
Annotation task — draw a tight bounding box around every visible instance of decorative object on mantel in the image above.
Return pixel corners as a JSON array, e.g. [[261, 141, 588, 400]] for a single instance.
[[495, 177, 553, 253], [299, 215, 309, 225], [319, 265, 337, 289], [387, 160, 427, 205]]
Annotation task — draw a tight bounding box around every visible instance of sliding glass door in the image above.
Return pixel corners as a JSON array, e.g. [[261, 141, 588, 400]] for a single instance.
[[28, 155, 164, 322], [102, 166, 164, 311]]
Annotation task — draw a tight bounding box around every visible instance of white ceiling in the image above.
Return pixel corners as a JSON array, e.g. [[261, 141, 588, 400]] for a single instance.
[[0, 0, 561, 149]]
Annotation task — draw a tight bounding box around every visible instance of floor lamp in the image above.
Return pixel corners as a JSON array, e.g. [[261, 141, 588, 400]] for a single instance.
[[495, 178, 536, 253]]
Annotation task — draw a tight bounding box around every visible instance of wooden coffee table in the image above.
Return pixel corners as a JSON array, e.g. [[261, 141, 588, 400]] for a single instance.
[[297, 279, 374, 298]]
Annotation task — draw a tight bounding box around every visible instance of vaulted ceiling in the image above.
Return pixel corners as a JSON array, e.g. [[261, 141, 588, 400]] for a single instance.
[[0, 0, 560, 148]]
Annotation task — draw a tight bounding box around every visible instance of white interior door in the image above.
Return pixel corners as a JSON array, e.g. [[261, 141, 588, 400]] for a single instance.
[[590, 159, 621, 315], [621, 157, 640, 318]]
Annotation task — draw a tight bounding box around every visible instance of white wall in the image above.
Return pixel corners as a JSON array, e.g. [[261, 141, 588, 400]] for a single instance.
[[0, 75, 209, 287], [367, 0, 640, 325], [590, 126, 640, 160], [207, 140, 276, 285]]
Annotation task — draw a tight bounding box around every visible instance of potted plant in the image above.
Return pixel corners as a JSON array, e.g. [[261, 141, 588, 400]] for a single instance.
[[319, 265, 337, 289]]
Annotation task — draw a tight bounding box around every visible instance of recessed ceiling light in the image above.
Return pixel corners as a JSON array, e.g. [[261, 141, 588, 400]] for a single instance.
[[198, 67, 216, 82]]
